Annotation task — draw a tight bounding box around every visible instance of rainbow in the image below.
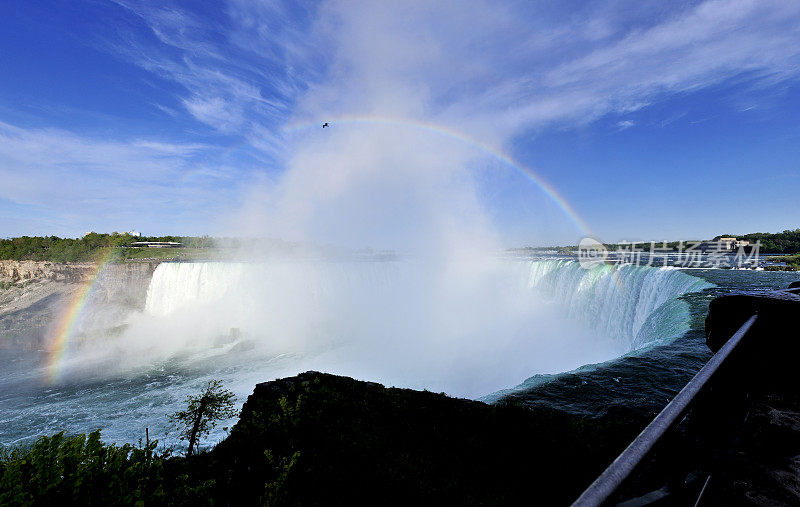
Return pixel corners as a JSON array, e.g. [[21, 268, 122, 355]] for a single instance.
[[45, 247, 118, 384], [283, 115, 594, 237], [284, 117, 627, 290], [44, 118, 598, 381]]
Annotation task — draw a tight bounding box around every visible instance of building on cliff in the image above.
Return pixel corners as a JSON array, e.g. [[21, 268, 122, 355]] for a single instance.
[[129, 241, 182, 248]]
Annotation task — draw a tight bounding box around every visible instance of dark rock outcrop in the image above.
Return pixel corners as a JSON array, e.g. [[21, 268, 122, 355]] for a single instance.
[[191, 371, 640, 506], [705, 287, 800, 390], [698, 285, 800, 505]]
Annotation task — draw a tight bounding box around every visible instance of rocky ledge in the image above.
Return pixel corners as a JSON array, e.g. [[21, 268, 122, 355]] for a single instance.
[[0, 260, 161, 350], [184, 371, 643, 506], [0, 260, 96, 284]]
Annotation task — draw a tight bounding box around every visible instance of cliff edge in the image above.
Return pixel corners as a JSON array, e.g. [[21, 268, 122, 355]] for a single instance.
[[185, 371, 643, 505], [0, 260, 161, 350]]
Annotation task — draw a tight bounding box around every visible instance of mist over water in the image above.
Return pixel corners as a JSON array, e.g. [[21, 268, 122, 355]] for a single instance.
[[38, 117, 623, 401], [49, 258, 711, 400], [6, 263, 784, 447], [71, 0, 612, 399], [29, 73, 715, 419]]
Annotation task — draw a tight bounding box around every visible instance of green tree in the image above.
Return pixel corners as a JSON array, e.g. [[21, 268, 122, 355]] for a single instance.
[[170, 380, 237, 457], [0, 430, 211, 505]]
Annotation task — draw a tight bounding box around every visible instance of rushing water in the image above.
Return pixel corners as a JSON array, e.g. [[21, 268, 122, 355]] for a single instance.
[[0, 259, 797, 447]]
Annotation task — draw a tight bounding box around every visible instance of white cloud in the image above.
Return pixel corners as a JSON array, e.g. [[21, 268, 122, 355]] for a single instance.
[[103, 1, 800, 156], [0, 121, 241, 236], [107, 0, 318, 143], [9, 0, 800, 240], [213, 0, 800, 247], [182, 96, 244, 132]]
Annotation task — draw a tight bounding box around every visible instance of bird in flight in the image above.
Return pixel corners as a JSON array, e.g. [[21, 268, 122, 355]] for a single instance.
[[322, 122, 329, 128]]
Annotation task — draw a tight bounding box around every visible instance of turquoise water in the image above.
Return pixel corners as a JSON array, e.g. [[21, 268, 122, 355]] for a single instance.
[[0, 261, 796, 447], [490, 267, 798, 417]]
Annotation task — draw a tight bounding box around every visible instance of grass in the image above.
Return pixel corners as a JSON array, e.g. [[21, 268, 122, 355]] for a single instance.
[[114, 247, 223, 262]]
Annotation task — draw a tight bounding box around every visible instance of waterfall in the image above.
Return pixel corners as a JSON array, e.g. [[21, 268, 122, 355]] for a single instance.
[[133, 258, 713, 397], [525, 259, 712, 350], [144, 259, 710, 351], [145, 262, 245, 316]]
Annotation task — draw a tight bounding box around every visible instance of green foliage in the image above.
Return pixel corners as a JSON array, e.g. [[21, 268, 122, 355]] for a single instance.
[[0, 430, 213, 506], [732, 229, 800, 254], [180, 236, 215, 249], [170, 380, 237, 456], [766, 252, 800, 270], [263, 449, 301, 505], [1, 373, 647, 505], [0, 234, 216, 263]]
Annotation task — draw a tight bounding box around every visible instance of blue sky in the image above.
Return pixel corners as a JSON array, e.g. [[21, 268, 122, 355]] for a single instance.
[[1, 0, 799, 246]]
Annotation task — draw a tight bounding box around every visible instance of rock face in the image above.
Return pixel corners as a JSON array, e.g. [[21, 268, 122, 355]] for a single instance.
[[714, 391, 800, 505], [0, 280, 77, 351], [198, 371, 639, 506], [696, 285, 800, 505], [0, 260, 96, 283], [705, 286, 800, 388], [91, 262, 160, 310], [0, 260, 161, 350]]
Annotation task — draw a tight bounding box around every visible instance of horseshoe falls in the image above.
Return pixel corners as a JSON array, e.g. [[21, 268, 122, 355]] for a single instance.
[[142, 259, 711, 354], [2, 257, 733, 445], [128, 259, 712, 397]]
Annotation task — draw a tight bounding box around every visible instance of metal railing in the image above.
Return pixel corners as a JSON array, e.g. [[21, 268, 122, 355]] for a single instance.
[[572, 314, 759, 507]]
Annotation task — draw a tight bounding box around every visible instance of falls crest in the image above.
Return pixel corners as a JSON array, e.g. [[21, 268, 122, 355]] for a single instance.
[[144, 259, 711, 353], [133, 259, 713, 396], [525, 260, 712, 350]]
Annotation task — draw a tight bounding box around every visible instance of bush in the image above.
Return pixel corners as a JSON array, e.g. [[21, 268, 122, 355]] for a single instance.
[[0, 430, 212, 506], [0, 234, 214, 262]]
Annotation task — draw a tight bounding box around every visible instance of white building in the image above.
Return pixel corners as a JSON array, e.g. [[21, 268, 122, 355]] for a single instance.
[[129, 241, 182, 248]]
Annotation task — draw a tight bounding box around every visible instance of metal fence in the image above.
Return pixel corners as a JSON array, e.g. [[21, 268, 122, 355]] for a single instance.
[[571, 314, 759, 506]]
